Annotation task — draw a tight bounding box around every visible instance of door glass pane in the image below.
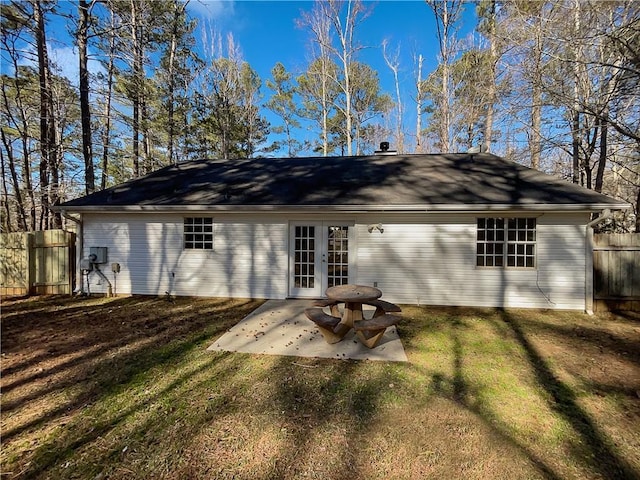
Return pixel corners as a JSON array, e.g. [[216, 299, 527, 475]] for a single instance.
[[327, 226, 348, 287], [294, 226, 315, 289]]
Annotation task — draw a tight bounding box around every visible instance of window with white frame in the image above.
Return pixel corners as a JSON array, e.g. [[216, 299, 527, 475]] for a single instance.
[[184, 217, 213, 249], [476, 218, 536, 268]]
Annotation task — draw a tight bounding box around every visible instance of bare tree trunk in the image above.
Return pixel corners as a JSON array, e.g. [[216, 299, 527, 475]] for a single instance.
[[167, 2, 179, 165], [382, 39, 403, 153], [341, 8, 353, 157], [636, 185, 640, 233], [483, 0, 497, 153], [1, 84, 29, 231], [141, 96, 151, 173], [165, 0, 188, 165], [531, 83, 542, 169], [427, 0, 463, 153], [0, 145, 12, 232], [441, 55, 450, 151], [1, 129, 27, 231], [571, 0, 581, 184], [19, 111, 35, 230], [530, 12, 542, 170], [321, 55, 329, 156], [330, 0, 361, 156], [34, 0, 52, 229], [79, 0, 95, 195], [131, 0, 141, 177], [594, 119, 607, 194], [438, 0, 451, 151], [305, 0, 367, 156], [416, 53, 423, 152], [49, 132, 61, 228], [100, 82, 113, 188], [298, 3, 335, 156], [101, 8, 116, 190], [571, 110, 581, 184], [50, 94, 62, 228]]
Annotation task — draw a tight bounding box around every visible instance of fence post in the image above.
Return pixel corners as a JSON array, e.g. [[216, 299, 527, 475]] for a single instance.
[[593, 233, 640, 312], [585, 226, 595, 314], [25, 232, 33, 295]]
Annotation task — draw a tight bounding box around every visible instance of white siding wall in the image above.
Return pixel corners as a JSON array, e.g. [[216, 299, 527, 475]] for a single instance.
[[81, 211, 589, 309], [354, 212, 588, 309], [82, 213, 288, 298]]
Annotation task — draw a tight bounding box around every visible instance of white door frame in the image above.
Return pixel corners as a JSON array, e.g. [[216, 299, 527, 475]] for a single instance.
[[288, 221, 355, 298]]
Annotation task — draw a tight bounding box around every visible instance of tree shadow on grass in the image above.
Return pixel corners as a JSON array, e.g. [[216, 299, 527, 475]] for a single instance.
[[422, 315, 566, 480], [174, 306, 636, 480], [505, 315, 640, 369], [424, 334, 562, 480], [0, 295, 262, 476], [498, 309, 640, 480], [410, 306, 639, 480], [5, 298, 638, 479], [21, 353, 242, 479], [182, 331, 403, 480], [258, 355, 396, 480]]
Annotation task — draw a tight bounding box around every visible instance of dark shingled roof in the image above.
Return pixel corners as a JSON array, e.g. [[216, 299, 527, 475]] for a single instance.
[[59, 153, 628, 212]]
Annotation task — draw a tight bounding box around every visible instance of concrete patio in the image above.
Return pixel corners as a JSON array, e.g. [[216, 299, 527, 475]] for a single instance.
[[207, 299, 408, 362]]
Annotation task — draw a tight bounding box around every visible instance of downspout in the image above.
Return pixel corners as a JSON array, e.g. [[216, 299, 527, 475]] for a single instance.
[[585, 208, 611, 314], [61, 210, 84, 294]]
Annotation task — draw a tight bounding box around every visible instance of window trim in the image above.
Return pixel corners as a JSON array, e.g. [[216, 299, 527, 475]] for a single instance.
[[183, 217, 214, 250], [476, 217, 537, 269]]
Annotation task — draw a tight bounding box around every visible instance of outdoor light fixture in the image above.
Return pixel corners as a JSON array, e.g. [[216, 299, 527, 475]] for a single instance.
[[367, 223, 384, 233]]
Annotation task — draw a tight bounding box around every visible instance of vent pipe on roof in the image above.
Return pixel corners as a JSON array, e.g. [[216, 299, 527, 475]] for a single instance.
[[467, 145, 482, 154], [375, 141, 397, 155], [467, 144, 486, 161]]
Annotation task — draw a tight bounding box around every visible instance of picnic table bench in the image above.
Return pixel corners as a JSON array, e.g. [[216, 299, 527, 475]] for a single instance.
[[304, 308, 350, 344], [353, 313, 400, 348]]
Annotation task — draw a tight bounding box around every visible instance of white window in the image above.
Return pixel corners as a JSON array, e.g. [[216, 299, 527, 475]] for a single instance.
[[184, 217, 213, 250], [476, 218, 536, 268]]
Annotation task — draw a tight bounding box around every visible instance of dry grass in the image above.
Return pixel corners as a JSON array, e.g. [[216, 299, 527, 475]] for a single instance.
[[1, 295, 639, 479]]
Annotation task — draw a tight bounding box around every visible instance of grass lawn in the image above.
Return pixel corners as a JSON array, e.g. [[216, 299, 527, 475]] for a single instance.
[[1, 295, 639, 479]]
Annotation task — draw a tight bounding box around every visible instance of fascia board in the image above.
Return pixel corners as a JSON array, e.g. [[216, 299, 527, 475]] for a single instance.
[[55, 202, 631, 214]]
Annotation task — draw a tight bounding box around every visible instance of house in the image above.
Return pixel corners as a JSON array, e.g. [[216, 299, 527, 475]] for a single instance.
[[57, 152, 629, 311]]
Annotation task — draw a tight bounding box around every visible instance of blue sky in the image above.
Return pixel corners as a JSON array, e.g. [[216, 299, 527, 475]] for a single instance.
[[186, 1, 478, 104], [40, 1, 479, 154], [192, 1, 446, 76], [182, 0, 479, 152]]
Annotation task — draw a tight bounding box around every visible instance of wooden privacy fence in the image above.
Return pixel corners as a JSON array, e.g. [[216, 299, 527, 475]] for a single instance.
[[593, 233, 640, 312], [0, 230, 76, 296]]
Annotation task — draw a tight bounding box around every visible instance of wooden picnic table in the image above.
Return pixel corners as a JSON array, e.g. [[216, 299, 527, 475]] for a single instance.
[[305, 284, 401, 348], [325, 284, 382, 329]]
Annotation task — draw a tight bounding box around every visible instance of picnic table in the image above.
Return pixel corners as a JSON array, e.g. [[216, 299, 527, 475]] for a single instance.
[[304, 284, 401, 348]]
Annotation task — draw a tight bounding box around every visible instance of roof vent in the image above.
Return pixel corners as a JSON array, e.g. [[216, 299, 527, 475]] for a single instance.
[[375, 141, 397, 155], [467, 145, 482, 154], [467, 144, 489, 160]]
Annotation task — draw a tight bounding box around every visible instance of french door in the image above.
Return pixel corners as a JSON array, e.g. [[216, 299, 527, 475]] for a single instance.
[[289, 222, 352, 298]]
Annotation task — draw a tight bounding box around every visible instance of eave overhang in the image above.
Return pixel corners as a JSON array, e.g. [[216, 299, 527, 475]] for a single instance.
[[55, 202, 631, 214]]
